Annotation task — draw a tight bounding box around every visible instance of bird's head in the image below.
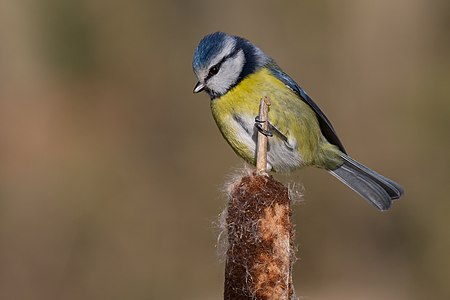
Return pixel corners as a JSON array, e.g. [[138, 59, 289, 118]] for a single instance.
[[192, 32, 269, 99]]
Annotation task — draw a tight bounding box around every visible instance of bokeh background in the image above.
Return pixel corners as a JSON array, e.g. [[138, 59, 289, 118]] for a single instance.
[[1, 0, 449, 299]]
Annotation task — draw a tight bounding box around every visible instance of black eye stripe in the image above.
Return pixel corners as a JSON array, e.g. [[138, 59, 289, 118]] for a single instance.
[[205, 48, 240, 81], [206, 61, 223, 81]]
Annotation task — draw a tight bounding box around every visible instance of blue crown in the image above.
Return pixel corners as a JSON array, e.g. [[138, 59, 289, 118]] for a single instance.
[[192, 32, 230, 70]]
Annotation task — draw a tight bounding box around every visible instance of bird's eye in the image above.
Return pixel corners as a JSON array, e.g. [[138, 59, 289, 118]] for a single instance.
[[209, 65, 220, 77]]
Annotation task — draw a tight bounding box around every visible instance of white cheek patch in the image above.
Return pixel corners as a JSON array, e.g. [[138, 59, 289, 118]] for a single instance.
[[208, 50, 245, 95]]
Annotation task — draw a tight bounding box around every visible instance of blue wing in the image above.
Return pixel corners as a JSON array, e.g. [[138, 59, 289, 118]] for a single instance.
[[270, 66, 347, 154]]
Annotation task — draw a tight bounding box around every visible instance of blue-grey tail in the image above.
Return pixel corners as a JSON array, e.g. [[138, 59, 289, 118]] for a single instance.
[[329, 153, 404, 211]]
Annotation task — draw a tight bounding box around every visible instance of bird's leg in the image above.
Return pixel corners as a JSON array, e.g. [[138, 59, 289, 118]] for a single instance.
[[255, 116, 296, 149], [254, 116, 273, 137], [268, 123, 289, 144], [255, 117, 291, 143]]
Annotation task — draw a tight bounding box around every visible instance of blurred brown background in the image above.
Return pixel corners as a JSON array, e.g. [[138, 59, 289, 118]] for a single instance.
[[0, 0, 449, 299]]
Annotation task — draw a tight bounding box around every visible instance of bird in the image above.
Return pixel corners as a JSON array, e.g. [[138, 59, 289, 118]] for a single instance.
[[192, 32, 404, 210]]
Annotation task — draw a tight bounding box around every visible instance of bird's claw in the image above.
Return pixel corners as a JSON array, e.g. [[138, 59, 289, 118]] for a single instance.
[[254, 117, 273, 137], [254, 116, 264, 124]]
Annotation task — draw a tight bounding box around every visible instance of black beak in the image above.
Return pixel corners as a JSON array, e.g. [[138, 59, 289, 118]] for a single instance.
[[193, 81, 205, 93]]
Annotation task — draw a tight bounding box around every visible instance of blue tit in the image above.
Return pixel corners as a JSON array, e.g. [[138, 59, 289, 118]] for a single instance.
[[192, 32, 403, 210]]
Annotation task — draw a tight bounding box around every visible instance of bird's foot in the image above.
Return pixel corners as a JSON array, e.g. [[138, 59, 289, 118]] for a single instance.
[[254, 116, 273, 137]]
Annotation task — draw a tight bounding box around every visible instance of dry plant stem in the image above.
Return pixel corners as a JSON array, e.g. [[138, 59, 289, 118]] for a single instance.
[[224, 97, 294, 300], [256, 97, 271, 174]]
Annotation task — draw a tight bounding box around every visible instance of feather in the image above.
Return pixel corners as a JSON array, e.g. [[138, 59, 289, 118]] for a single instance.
[[269, 65, 347, 154], [330, 153, 404, 210]]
